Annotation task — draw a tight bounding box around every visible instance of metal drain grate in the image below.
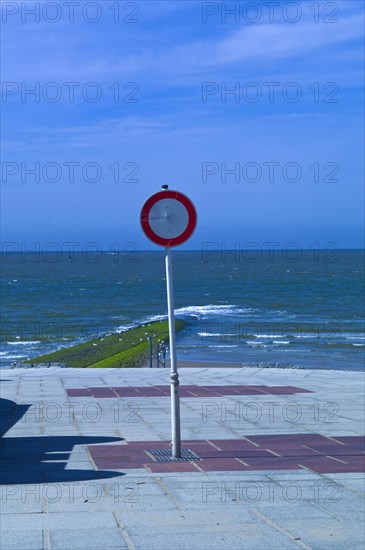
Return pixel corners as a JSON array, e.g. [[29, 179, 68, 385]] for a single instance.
[[147, 448, 200, 462]]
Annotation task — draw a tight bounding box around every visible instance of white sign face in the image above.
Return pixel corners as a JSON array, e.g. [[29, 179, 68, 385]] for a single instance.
[[141, 189, 197, 247], [149, 198, 189, 240]]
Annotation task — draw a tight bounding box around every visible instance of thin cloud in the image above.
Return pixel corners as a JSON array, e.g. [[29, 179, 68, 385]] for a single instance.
[[3, 8, 363, 81], [214, 14, 363, 64]]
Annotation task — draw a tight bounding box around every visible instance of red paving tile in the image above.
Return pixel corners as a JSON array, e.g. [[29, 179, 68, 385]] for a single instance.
[[241, 388, 272, 395], [87, 434, 364, 474], [67, 384, 313, 398], [199, 458, 249, 471], [137, 388, 163, 397], [263, 386, 311, 394], [112, 388, 140, 397], [180, 386, 214, 397], [125, 441, 171, 448], [90, 457, 141, 469], [208, 439, 260, 450], [89, 388, 118, 398], [247, 434, 340, 447], [181, 445, 217, 453], [197, 449, 274, 459], [229, 389, 265, 395], [207, 385, 265, 391], [273, 447, 325, 457], [298, 457, 351, 473], [277, 386, 313, 393], [306, 445, 365, 456], [150, 386, 169, 394], [334, 436, 365, 444], [200, 386, 229, 391], [66, 388, 91, 397], [244, 458, 302, 471], [89, 446, 144, 458], [206, 386, 241, 395], [260, 388, 295, 395]]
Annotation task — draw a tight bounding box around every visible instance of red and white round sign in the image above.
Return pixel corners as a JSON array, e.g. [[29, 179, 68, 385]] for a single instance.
[[140, 189, 197, 247]]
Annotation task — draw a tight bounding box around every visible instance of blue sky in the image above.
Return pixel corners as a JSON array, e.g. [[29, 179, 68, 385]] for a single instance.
[[1, 0, 364, 250]]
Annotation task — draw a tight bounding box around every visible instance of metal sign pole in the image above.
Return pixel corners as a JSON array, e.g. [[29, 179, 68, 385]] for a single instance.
[[148, 337, 153, 368], [141, 187, 196, 460], [165, 246, 181, 458]]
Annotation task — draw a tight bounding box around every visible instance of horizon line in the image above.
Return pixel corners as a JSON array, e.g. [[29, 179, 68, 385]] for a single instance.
[[1, 248, 364, 253]]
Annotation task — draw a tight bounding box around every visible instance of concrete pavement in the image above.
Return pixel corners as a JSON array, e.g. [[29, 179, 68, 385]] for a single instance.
[[0, 365, 364, 549]]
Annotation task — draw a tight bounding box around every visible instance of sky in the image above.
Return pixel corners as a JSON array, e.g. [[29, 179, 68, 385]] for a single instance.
[[1, 0, 364, 251]]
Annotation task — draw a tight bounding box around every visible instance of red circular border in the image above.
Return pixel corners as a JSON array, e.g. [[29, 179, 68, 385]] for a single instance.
[[140, 190, 197, 247]]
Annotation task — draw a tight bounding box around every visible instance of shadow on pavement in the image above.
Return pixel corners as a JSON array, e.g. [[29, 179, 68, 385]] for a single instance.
[[0, 397, 124, 484], [0, 398, 30, 438]]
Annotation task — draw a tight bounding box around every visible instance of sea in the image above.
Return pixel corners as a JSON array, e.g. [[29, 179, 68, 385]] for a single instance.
[[1, 250, 364, 371]]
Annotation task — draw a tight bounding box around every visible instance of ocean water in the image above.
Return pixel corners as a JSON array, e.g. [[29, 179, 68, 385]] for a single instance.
[[1, 250, 364, 370]]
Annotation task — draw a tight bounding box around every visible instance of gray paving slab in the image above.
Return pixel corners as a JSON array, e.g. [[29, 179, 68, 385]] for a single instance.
[[0, 530, 44, 550], [129, 530, 300, 550], [1, 510, 118, 532], [49, 528, 128, 550], [260, 517, 364, 550]]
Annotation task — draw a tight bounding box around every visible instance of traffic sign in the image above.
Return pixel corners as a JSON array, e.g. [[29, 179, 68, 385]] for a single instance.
[[140, 189, 197, 247], [140, 187, 198, 458]]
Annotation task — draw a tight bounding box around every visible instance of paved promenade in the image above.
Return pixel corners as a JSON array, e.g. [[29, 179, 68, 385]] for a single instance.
[[1, 365, 364, 549]]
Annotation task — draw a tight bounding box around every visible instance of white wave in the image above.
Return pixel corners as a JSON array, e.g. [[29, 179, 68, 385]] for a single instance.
[[209, 345, 238, 348], [198, 332, 237, 337], [146, 314, 167, 322], [0, 354, 26, 359], [290, 334, 316, 339], [254, 334, 289, 339], [247, 341, 265, 346], [275, 310, 296, 316], [345, 335, 365, 340], [144, 304, 253, 323], [115, 323, 139, 333], [248, 339, 291, 346], [353, 343, 365, 347], [110, 315, 129, 320], [6, 341, 41, 345], [286, 333, 342, 340], [175, 304, 253, 317]]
